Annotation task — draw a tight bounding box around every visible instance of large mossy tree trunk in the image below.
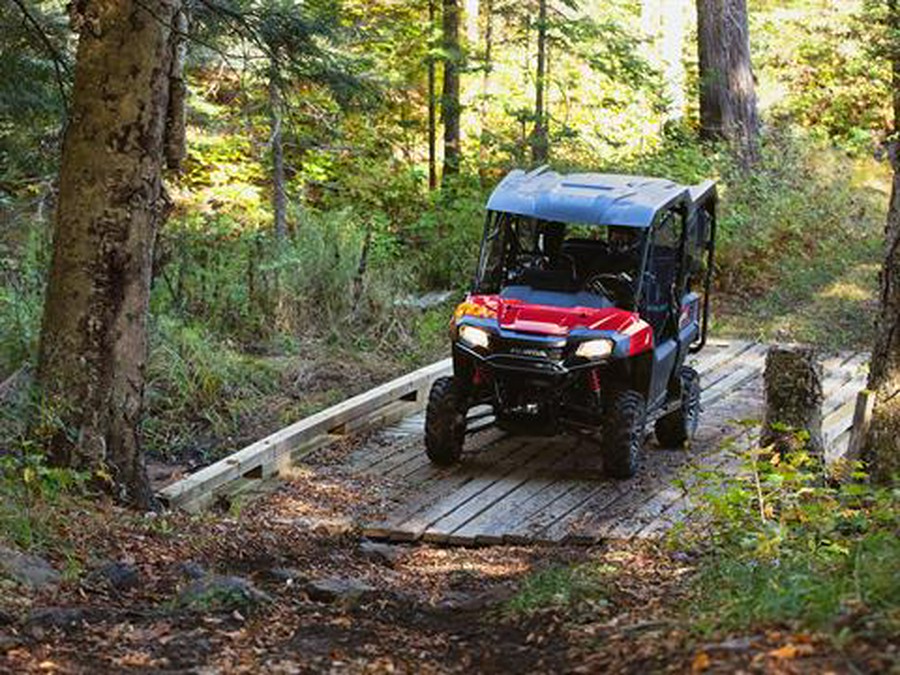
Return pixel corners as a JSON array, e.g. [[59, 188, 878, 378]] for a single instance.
[[37, 0, 179, 508], [864, 145, 900, 482], [696, 0, 759, 165], [441, 0, 461, 184]]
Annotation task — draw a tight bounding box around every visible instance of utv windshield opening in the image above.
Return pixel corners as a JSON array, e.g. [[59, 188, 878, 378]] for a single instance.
[[473, 212, 649, 310]]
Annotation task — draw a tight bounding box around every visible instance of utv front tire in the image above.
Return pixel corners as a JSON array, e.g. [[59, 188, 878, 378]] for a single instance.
[[654, 366, 701, 448], [424, 376, 466, 465], [603, 390, 646, 479]]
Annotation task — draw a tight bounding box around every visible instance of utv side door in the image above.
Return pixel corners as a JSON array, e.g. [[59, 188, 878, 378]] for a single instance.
[[645, 208, 684, 406]]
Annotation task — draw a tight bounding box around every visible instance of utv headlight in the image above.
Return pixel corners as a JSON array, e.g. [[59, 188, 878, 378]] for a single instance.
[[575, 338, 614, 360], [459, 325, 490, 350]]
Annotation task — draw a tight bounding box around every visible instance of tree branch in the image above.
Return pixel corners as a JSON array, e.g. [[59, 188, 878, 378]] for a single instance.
[[10, 0, 70, 108]]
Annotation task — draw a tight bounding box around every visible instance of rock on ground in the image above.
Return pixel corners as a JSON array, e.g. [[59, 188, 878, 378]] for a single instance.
[[86, 561, 139, 591], [305, 577, 377, 604], [177, 575, 272, 612], [359, 540, 406, 567], [0, 545, 60, 588]]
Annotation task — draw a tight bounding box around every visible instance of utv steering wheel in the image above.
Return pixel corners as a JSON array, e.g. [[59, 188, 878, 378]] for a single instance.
[[584, 272, 635, 307]]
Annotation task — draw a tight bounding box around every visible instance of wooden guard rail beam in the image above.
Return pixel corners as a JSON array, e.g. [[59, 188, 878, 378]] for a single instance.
[[157, 358, 452, 511]]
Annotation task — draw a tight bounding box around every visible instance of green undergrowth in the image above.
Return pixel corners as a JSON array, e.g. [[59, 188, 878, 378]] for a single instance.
[[504, 563, 615, 618], [677, 438, 900, 639], [624, 126, 886, 349], [0, 446, 87, 553]]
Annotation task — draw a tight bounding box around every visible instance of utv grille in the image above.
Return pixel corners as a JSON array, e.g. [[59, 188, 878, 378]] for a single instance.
[[493, 337, 564, 362]]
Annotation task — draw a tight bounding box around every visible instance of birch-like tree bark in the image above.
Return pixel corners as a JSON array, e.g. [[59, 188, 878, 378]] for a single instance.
[[38, 0, 180, 507]]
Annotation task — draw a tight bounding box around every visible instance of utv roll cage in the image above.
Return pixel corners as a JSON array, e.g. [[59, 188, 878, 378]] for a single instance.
[[471, 167, 717, 353]]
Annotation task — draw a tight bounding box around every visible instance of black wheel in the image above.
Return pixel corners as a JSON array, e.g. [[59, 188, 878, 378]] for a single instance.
[[654, 366, 701, 448], [603, 390, 646, 479], [424, 376, 466, 465]]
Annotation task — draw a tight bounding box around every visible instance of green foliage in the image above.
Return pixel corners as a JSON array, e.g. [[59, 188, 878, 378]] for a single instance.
[[0, 0, 71, 186], [0, 207, 49, 376], [681, 438, 900, 636], [144, 317, 282, 461], [505, 563, 614, 617], [753, 2, 891, 153], [0, 445, 88, 549], [154, 207, 410, 342]]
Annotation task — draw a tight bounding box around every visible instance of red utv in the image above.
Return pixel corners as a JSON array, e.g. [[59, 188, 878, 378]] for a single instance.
[[424, 168, 717, 478]]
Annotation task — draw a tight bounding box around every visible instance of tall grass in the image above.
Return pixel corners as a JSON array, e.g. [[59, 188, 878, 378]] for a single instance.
[[0, 207, 48, 378], [153, 207, 415, 346]]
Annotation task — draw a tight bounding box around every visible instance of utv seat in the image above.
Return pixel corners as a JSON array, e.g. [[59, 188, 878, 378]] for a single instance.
[[561, 239, 610, 280]]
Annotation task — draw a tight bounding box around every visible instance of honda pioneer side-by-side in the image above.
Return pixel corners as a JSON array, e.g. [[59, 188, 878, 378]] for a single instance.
[[424, 168, 717, 478]]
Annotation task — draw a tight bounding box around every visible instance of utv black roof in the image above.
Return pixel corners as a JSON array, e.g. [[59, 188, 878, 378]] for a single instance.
[[486, 167, 716, 229]]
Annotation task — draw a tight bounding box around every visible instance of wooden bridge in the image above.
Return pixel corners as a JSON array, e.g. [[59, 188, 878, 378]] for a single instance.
[[158, 340, 869, 545]]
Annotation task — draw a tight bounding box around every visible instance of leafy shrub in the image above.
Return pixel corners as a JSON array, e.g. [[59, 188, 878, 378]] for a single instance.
[[0, 444, 88, 549], [144, 316, 281, 461], [753, 3, 891, 154], [153, 207, 412, 346], [681, 437, 900, 635]]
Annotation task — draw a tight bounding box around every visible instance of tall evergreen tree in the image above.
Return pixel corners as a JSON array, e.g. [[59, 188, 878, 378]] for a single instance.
[[428, 0, 438, 190], [441, 0, 461, 183], [530, 0, 548, 164], [696, 0, 759, 164]]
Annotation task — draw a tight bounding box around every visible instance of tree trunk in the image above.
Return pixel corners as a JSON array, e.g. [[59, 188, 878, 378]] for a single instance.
[[37, 0, 179, 508], [428, 0, 437, 190], [269, 68, 287, 241], [164, 5, 188, 172], [761, 346, 824, 459], [864, 144, 900, 482], [477, 0, 493, 181], [530, 0, 548, 165], [441, 0, 461, 184], [696, 0, 759, 165], [891, 0, 900, 134]]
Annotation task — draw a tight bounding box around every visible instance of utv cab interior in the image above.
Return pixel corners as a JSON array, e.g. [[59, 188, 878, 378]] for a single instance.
[[474, 212, 702, 342]]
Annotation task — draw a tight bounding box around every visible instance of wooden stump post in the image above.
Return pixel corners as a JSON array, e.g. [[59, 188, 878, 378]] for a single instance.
[[761, 345, 824, 457]]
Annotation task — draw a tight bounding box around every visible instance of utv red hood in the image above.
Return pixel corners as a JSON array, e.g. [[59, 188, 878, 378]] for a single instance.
[[465, 294, 649, 338]]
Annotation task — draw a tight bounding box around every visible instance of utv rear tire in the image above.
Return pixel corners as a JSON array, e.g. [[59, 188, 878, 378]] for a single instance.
[[603, 390, 646, 479], [424, 377, 466, 466], [654, 366, 701, 448]]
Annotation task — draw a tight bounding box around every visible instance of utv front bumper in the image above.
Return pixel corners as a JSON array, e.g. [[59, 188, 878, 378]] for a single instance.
[[451, 319, 631, 380]]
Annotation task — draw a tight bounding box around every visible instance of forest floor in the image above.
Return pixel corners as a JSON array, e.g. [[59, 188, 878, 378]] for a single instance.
[[1, 434, 896, 674]]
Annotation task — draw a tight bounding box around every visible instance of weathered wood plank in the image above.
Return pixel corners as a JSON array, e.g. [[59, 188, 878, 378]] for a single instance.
[[409, 444, 554, 544], [428, 438, 575, 544], [360, 439, 532, 540], [822, 371, 871, 446], [699, 343, 768, 409], [159, 358, 452, 509], [844, 389, 875, 463], [687, 339, 751, 375]]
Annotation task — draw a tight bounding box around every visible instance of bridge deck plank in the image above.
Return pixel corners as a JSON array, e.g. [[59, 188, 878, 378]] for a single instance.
[[348, 342, 868, 545]]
